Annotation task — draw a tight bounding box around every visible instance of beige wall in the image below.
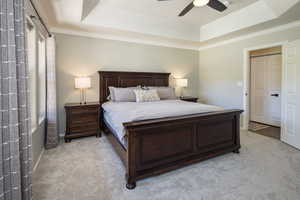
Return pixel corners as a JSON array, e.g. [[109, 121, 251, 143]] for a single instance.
[[55, 25, 300, 134], [198, 26, 300, 124], [56, 33, 199, 135]]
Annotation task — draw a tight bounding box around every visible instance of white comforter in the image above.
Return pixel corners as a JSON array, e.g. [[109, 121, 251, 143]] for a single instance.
[[102, 100, 223, 143]]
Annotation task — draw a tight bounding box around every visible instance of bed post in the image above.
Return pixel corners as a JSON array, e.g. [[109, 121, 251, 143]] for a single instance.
[[125, 128, 136, 189], [233, 113, 241, 154]]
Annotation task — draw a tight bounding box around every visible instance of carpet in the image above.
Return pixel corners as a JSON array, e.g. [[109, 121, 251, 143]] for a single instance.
[[33, 130, 300, 200]]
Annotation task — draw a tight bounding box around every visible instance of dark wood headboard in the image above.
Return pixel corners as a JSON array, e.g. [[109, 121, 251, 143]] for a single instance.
[[98, 71, 171, 105]]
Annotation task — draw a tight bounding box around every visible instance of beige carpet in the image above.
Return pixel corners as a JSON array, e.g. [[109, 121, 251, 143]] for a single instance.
[[33, 131, 300, 200]]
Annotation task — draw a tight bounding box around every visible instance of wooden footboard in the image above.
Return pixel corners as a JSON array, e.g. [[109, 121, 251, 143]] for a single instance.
[[123, 109, 243, 189]]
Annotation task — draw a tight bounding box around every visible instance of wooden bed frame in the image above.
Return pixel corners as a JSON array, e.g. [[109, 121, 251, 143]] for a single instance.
[[99, 71, 243, 189]]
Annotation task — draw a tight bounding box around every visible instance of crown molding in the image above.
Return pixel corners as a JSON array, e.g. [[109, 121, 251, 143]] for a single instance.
[[199, 20, 300, 51], [51, 20, 300, 52], [50, 27, 200, 51]]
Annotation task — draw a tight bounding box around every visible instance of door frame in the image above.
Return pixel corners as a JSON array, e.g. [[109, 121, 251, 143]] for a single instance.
[[242, 41, 288, 133]]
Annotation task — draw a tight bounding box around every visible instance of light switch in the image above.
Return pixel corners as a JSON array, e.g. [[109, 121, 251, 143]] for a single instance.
[[237, 81, 243, 87]]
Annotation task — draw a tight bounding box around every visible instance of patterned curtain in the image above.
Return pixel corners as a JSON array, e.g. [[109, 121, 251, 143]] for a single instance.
[[0, 0, 33, 200], [45, 36, 58, 149]]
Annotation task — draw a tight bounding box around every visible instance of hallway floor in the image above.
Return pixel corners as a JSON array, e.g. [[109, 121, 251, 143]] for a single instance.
[[249, 121, 281, 140], [255, 126, 281, 140]]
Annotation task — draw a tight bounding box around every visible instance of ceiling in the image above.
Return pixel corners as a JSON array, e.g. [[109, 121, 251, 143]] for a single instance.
[[36, 0, 300, 49], [84, 0, 259, 26], [83, 0, 260, 41]]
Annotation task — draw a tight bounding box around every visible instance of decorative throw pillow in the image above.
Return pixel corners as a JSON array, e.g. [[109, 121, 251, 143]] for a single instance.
[[134, 89, 160, 102], [149, 87, 177, 100]]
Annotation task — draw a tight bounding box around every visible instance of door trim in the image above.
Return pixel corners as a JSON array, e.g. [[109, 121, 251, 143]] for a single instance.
[[242, 41, 288, 134]]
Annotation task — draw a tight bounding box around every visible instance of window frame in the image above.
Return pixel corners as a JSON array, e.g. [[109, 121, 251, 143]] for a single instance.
[[38, 34, 46, 124], [26, 18, 38, 133], [26, 16, 48, 133]]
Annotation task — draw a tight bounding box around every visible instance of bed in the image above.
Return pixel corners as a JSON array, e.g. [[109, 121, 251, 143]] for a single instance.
[[99, 71, 243, 189]]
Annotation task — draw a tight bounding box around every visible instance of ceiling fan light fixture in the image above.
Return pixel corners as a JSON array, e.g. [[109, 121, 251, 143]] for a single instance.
[[193, 0, 210, 7]]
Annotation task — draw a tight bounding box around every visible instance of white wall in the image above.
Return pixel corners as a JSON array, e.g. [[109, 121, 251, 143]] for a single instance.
[[198, 26, 300, 124], [55, 33, 199, 135]]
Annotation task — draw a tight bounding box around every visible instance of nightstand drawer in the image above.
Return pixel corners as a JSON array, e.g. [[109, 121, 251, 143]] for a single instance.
[[70, 113, 99, 123], [70, 124, 99, 133], [70, 107, 98, 115], [70, 121, 98, 129]]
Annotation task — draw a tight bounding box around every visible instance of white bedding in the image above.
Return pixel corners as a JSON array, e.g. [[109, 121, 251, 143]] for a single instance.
[[102, 100, 223, 144]]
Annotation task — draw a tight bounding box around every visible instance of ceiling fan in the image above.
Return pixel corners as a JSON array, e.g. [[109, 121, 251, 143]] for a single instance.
[[158, 0, 228, 17]]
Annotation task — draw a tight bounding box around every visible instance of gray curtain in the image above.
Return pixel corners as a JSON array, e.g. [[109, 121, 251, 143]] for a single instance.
[[0, 0, 33, 200], [45, 36, 58, 149]]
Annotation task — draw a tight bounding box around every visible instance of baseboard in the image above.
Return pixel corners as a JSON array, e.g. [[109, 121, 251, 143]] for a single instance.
[[240, 126, 247, 131], [33, 148, 44, 173]]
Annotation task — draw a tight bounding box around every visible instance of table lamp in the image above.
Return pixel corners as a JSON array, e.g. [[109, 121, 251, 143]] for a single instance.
[[75, 77, 91, 104], [176, 78, 188, 98]]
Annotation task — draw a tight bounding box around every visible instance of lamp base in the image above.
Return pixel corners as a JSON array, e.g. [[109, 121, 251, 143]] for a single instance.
[[79, 89, 88, 105]]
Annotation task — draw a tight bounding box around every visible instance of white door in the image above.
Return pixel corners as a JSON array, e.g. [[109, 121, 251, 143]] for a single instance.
[[250, 54, 282, 126], [250, 56, 268, 124], [281, 40, 300, 149], [268, 54, 282, 126]]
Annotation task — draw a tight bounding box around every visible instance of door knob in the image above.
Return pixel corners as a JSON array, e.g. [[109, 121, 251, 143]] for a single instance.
[[271, 94, 279, 97]]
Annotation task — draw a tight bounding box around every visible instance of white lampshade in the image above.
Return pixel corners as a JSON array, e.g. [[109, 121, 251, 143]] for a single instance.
[[75, 77, 91, 89], [193, 0, 209, 7], [176, 78, 188, 87]]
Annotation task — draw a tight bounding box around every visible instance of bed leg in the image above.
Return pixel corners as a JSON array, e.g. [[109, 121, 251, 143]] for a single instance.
[[126, 182, 136, 190], [233, 149, 240, 154], [126, 174, 136, 190]]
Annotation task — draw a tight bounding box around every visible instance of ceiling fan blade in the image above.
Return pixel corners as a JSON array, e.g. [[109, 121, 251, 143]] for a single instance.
[[178, 2, 194, 17], [207, 0, 227, 12]]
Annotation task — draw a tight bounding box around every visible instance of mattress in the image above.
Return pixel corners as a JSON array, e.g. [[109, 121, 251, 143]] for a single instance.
[[102, 100, 223, 144], [103, 111, 128, 147]]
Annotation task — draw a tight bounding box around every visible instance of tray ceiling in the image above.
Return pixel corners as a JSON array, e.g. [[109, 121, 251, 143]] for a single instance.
[[37, 0, 300, 49]]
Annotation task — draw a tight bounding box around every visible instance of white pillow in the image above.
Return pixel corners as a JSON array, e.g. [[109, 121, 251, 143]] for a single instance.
[[109, 87, 138, 102], [149, 87, 177, 100], [134, 89, 160, 102], [108, 87, 115, 101]]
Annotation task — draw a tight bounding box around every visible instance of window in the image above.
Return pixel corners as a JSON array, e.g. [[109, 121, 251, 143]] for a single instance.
[[26, 21, 37, 132], [26, 19, 47, 132], [38, 36, 46, 123]]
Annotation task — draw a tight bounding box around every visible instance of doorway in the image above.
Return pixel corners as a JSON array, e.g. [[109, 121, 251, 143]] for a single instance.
[[247, 46, 282, 139], [243, 40, 300, 149]]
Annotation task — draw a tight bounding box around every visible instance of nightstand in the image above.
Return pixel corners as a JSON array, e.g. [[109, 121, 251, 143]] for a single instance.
[[180, 96, 198, 103], [64, 102, 101, 143]]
